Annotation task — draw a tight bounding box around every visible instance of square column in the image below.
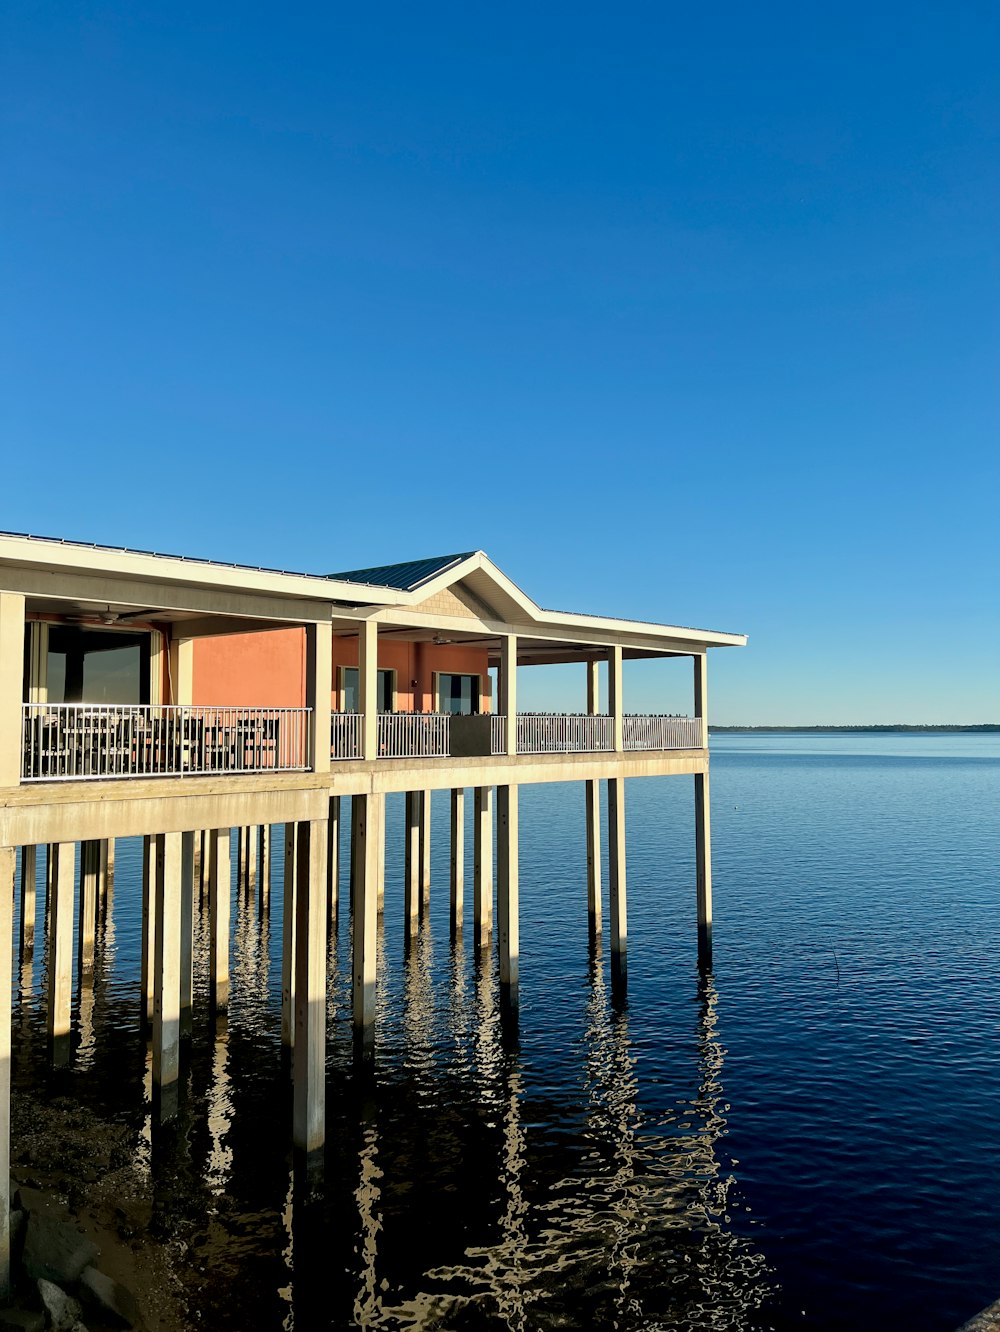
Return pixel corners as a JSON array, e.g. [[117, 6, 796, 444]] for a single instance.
[[282, 823, 298, 1052], [153, 832, 182, 1119], [404, 791, 420, 936], [180, 831, 195, 1036], [141, 836, 156, 1027], [209, 828, 232, 1012], [306, 621, 333, 775], [359, 619, 378, 762], [585, 660, 602, 936], [19, 846, 36, 955], [450, 788, 465, 933], [326, 799, 340, 925], [0, 594, 25, 789], [258, 823, 272, 912], [499, 634, 517, 757], [694, 651, 712, 964], [48, 842, 75, 1065], [496, 785, 519, 1007], [607, 777, 627, 990], [78, 840, 100, 979], [419, 790, 431, 907], [352, 794, 380, 1058], [473, 786, 493, 947], [608, 645, 624, 754], [0, 847, 13, 1297], [694, 652, 708, 749], [293, 820, 328, 1155]]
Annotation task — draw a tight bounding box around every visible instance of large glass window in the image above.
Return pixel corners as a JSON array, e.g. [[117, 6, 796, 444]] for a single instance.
[[44, 627, 150, 704], [341, 668, 394, 713], [437, 673, 480, 715]]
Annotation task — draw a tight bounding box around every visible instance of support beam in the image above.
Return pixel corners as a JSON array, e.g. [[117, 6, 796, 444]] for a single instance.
[[78, 840, 99, 979], [209, 828, 231, 1013], [450, 788, 465, 933], [359, 619, 378, 763], [607, 777, 627, 990], [496, 785, 519, 1006], [0, 593, 25, 789], [0, 848, 13, 1297], [499, 634, 517, 758], [419, 790, 431, 909], [326, 799, 339, 926], [352, 795, 379, 1058], [473, 786, 493, 947], [585, 660, 602, 937], [608, 644, 624, 754], [293, 820, 327, 1155], [48, 843, 74, 1065], [306, 621, 333, 775], [141, 837, 156, 1027], [18, 845, 36, 955], [180, 831, 195, 1035], [404, 792, 420, 937], [282, 823, 297, 1052], [695, 772, 713, 967], [153, 832, 182, 1119]]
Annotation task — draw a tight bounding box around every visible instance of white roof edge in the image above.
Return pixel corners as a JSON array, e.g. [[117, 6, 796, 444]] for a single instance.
[[535, 607, 747, 646], [0, 532, 402, 606]]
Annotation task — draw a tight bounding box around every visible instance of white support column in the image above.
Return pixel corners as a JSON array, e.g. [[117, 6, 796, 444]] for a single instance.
[[258, 823, 271, 911], [608, 777, 627, 989], [419, 790, 431, 909], [0, 847, 13, 1297], [359, 619, 378, 763], [282, 823, 298, 1052], [170, 636, 194, 706], [496, 785, 519, 1003], [608, 644, 624, 754], [209, 828, 231, 1013], [48, 842, 74, 1065], [585, 660, 602, 937], [293, 819, 327, 1154], [306, 621, 333, 776], [153, 832, 182, 1118], [404, 792, 420, 937], [141, 836, 156, 1027], [180, 831, 195, 1035], [473, 786, 493, 947], [0, 594, 25, 789], [694, 653, 712, 964], [352, 794, 379, 1057], [78, 840, 99, 979], [500, 634, 517, 758], [373, 793, 385, 914], [19, 845, 36, 955], [98, 839, 110, 921], [450, 788, 465, 933], [326, 799, 339, 925]]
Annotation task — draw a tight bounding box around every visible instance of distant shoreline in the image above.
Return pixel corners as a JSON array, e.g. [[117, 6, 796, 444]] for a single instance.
[[709, 724, 1000, 734]]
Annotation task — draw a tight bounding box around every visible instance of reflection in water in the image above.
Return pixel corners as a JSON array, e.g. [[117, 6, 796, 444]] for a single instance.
[[8, 829, 773, 1332]]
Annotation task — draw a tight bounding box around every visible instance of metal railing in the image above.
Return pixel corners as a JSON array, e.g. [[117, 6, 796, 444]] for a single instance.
[[331, 712, 363, 760], [21, 704, 312, 781], [622, 715, 702, 750], [513, 713, 614, 754], [490, 714, 507, 755], [378, 712, 451, 758]]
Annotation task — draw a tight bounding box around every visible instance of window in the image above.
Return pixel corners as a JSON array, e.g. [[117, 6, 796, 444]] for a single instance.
[[43, 626, 151, 704], [436, 673, 480, 715], [341, 668, 394, 713]]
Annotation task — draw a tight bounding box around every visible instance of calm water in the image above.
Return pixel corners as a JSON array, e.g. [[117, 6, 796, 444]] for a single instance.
[[11, 733, 1000, 1330]]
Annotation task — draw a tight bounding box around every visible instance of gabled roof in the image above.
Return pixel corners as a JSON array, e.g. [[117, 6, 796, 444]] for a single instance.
[[328, 552, 476, 593]]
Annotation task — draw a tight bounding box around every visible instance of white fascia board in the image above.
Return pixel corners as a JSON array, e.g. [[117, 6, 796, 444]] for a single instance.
[[0, 533, 402, 609]]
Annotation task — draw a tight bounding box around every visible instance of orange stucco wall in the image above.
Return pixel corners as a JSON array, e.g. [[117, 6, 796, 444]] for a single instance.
[[190, 627, 491, 712]]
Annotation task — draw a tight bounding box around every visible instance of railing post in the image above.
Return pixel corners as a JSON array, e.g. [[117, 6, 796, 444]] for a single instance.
[[360, 620, 378, 762], [500, 634, 517, 758], [608, 646, 624, 753], [0, 594, 25, 787]]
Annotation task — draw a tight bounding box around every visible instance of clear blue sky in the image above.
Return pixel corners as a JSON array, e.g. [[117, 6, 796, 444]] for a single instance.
[[3, 2, 997, 723]]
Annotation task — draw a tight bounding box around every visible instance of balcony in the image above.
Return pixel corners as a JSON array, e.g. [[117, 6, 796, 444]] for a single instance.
[[331, 712, 703, 760], [21, 704, 312, 781]]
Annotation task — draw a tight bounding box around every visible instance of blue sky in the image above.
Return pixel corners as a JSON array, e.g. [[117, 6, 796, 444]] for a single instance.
[[3, 2, 997, 723]]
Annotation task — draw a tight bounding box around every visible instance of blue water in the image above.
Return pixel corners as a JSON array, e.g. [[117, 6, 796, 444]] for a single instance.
[[11, 733, 1000, 1329]]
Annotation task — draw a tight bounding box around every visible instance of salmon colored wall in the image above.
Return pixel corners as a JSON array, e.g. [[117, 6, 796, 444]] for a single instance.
[[331, 638, 491, 711], [191, 628, 307, 707], [191, 627, 491, 712]]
